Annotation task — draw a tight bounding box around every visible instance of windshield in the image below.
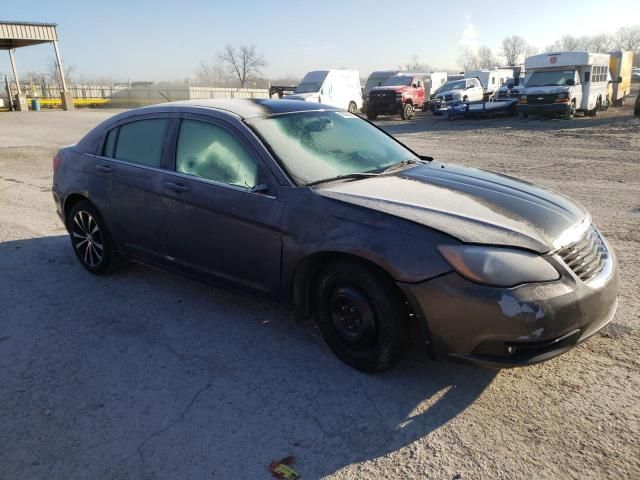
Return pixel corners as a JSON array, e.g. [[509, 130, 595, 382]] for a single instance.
[[295, 82, 323, 94], [365, 74, 393, 92], [527, 70, 575, 87], [382, 75, 413, 87], [435, 80, 466, 94], [246, 111, 419, 185]]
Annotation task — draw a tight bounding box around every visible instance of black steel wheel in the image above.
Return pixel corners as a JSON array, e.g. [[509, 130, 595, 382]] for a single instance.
[[68, 200, 117, 274], [315, 260, 408, 372]]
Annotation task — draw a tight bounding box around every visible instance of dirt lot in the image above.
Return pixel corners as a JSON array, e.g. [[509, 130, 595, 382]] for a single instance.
[[1, 101, 639, 479]]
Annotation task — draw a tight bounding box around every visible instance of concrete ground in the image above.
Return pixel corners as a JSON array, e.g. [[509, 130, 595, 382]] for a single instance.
[[0, 103, 639, 479]]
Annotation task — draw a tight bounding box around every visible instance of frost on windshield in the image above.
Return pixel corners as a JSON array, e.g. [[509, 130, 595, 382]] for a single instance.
[[248, 111, 417, 185]]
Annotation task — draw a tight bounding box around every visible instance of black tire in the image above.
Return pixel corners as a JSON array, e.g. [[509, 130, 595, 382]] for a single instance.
[[347, 101, 358, 114], [401, 103, 414, 120], [67, 200, 117, 274], [422, 102, 430, 112], [587, 98, 599, 117], [463, 96, 469, 103], [562, 101, 576, 120], [521, 112, 529, 119], [314, 260, 408, 373], [366, 110, 378, 121]]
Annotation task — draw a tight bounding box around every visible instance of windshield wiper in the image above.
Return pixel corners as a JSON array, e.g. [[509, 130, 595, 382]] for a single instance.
[[380, 158, 424, 174], [306, 172, 380, 187]]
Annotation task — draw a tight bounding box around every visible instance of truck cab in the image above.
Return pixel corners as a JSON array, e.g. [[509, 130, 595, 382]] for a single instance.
[[365, 73, 431, 121], [518, 52, 612, 120]]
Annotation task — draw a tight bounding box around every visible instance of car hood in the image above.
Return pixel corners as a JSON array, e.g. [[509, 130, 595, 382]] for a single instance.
[[522, 86, 571, 95], [314, 162, 588, 253], [371, 86, 407, 93]]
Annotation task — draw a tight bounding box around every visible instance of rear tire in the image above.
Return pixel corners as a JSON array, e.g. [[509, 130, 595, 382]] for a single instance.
[[67, 200, 117, 274], [401, 103, 414, 120], [314, 260, 408, 373]]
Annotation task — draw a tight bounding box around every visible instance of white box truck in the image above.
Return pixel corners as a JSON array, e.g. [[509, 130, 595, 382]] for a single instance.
[[286, 70, 362, 113], [518, 52, 611, 119]]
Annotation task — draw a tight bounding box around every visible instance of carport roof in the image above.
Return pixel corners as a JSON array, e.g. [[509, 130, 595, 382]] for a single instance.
[[0, 20, 58, 50]]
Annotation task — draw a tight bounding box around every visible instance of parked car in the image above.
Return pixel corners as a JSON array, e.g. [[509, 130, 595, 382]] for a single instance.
[[53, 99, 619, 373], [366, 73, 431, 120], [430, 78, 484, 114], [286, 70, 362, 113], [518, 52, 613, 119]]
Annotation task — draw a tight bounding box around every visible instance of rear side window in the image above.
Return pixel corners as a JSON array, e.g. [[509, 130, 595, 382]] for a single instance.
[[102, 128, 117, 157], [113, 119, 169, 168], [176, 119, 258, 189]]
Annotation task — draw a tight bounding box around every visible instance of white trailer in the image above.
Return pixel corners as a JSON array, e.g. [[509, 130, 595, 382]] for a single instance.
[[519, 52, 611, 119]]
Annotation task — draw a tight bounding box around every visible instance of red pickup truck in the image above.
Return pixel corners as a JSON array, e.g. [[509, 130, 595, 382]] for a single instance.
[[366, 73, 431, 120]]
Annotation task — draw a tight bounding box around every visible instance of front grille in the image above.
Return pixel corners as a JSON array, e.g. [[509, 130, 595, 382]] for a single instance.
[[557, 226, 608, 282], [526, 94, 557, 105], [444, 94, 454, 101]]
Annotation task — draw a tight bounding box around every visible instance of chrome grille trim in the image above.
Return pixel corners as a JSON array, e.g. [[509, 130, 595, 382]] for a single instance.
[[556, 226, 608, 282]]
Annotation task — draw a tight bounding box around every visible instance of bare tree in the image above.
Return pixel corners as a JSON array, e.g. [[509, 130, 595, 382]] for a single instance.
[[524, 44, 539, 59], [477, 46, 494, 68], [47, 57, 76, 85], [612, 25, 640, 53], [399, 54, 431, 72], [586, 34, 614, 53], [194, 60, 229, 86], [501, 35, 527, 65], [458, 49, 479, 71], [218, 44, 267, 87]]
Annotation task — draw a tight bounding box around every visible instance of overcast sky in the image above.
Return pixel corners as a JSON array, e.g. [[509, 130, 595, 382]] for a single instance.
[[1, 0, 638, 82]]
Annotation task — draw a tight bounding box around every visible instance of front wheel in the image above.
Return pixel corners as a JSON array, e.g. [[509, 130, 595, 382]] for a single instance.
[[347, 101, 358, 114], [562, 102, 576, 120], [67, 200, 117, 274], [366, 110, 378, 121], [315, 261, 408, 373], [401, 103, 414, 120]]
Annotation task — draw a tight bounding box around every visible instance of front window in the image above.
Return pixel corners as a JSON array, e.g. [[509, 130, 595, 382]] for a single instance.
[[436, 80, 467, 93], [382, 75, 413, 87], [526, 70, 576, 87], [295, 82, 323, 94], [246, 111, 418, 185]]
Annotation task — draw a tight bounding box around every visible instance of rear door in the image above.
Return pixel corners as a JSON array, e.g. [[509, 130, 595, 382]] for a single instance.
[[95, 115, 171, 263], [161, 115, 284, 295]]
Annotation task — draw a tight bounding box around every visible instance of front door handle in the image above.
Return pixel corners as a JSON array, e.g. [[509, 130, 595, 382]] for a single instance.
[[95, 164, 112, 173], [165, 182, 190, 193]]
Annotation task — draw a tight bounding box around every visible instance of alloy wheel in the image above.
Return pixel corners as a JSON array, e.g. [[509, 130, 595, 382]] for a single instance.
[[71, 210, 104, 267]]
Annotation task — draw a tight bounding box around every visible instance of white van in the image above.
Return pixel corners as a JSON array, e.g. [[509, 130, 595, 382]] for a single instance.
[[465, 69, 513, 98], [518, 52, 611, 119], [286, 70, 363, 113]]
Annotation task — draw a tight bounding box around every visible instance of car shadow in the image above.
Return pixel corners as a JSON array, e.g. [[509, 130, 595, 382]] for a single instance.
[[0, 235, 497, 479]]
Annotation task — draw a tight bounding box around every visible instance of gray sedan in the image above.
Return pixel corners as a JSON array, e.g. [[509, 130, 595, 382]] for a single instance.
[[52, 99, 619, 372]]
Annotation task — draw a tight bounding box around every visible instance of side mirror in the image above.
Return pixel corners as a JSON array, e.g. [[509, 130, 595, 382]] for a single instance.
[[250, 183, 270, 194], [566, 79, 575, 86]]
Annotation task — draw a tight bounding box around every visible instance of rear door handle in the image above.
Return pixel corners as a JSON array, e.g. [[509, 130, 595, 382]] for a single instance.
[[165, 182, 190, 193], [95, 164, 112, 173]]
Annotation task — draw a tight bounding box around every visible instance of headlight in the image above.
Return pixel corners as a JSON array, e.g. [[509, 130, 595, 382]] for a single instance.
[[438, 245, 560, 287]]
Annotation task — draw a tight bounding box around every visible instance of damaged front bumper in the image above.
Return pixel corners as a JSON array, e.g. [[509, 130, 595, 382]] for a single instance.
[[399, 250, 619, 368]]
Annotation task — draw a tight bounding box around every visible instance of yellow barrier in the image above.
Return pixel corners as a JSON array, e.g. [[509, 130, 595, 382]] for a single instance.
[[38, 98, 111, 108]]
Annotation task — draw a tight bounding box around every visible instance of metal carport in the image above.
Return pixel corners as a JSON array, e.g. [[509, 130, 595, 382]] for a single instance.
[[1, 20, 72, 111]]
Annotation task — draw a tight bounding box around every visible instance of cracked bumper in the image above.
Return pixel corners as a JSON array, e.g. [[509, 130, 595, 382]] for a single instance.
[[399, 251, 619, 368]]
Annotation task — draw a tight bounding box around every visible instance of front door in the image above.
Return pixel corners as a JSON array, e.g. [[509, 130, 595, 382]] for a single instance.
[[162, 116, 283, 295]]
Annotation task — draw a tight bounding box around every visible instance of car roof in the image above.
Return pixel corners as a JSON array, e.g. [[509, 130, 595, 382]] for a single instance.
[[140, 98, 342, 120]]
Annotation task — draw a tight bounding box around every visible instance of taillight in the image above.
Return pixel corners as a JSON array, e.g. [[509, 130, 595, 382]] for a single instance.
[[53, 153, 62, 171]]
